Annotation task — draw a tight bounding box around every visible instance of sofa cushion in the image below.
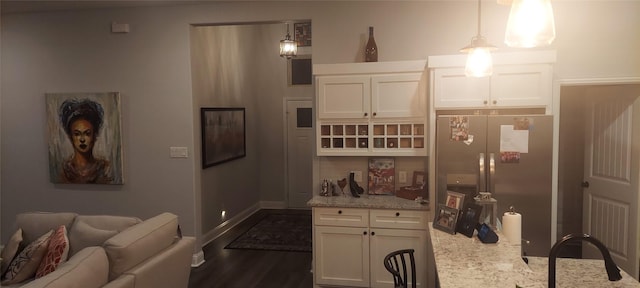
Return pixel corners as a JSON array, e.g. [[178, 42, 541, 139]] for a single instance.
[[36, 225, 70, 278], [20, 246, 109, 288], [103, 212, 178, 280], [2, 230, 52, 285], [68, 221, 118, 257], [68, 214, 141, 256], [1, 228, 23, 275], [15, 212, 77, 244]]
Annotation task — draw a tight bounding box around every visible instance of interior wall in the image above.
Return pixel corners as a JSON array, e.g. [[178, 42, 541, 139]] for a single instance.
[[558, 86, 587, 239], [1, 1, 638, 252]]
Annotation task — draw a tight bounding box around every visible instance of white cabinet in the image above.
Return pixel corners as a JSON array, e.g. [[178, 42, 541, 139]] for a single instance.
[[313, 207, 429, 288], [314, 61, 428, 156], [429, 51, 556, 110]]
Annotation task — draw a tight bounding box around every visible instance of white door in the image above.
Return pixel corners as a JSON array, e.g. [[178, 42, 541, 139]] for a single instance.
[[583, 84, 640, 280], [286, 99, 313, 208]]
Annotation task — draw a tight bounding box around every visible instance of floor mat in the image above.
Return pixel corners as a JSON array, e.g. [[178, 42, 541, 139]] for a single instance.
[[224, 213, 312, 252]]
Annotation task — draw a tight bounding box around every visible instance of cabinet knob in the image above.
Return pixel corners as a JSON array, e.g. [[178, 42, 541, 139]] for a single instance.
[[338, 210, 342, 214], [493, 100, 497, 104], [483, 100, 488, 105], [363, 231, 367, 235], [371, 231, 375, 236], [395, 212, 400, 217], [364, 112, 368, 117], [373, 112, 377, 117]]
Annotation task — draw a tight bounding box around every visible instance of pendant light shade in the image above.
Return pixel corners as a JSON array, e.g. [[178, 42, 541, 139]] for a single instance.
[[461, 0, 496, 77], [504, 0, 556, 48], [279, 23, 297, 59], [461, 37, 496, 78]]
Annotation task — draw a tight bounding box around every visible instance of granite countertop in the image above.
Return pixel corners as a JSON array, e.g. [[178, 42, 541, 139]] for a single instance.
[[306, 194, 429, 210], [429, 225, 639, 288]]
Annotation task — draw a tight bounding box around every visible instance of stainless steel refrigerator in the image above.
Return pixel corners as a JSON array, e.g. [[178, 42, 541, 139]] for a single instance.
[[436, 112, 553, 256]]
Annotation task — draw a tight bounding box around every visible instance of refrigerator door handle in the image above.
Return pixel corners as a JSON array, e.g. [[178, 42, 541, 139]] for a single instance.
[[479, 153, 486, 192], [488, 153, 496, 193]]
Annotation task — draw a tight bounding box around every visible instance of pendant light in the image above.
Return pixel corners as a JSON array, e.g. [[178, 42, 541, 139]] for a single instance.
[[504, 0, 556, 48], [461, 0, 496, 77], [279, 23, 297, 59]]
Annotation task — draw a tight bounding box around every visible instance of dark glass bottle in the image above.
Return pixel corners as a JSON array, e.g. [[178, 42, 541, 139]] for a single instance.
[[365, 26, 378, 62]]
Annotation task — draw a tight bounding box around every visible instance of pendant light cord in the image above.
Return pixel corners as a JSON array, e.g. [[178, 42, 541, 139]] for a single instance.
[[476, 0, 482, 37]]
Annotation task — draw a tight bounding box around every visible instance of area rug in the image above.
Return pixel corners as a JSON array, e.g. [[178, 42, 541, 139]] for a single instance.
[[225, 213, 312, 252]]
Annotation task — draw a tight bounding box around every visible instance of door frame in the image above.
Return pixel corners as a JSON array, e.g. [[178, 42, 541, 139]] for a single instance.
[[283, 97, 313, 208], [552, 76, 640, 246]]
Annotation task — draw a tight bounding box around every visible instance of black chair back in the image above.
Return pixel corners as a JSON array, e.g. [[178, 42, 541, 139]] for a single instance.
[[383, 248, 416, 288]]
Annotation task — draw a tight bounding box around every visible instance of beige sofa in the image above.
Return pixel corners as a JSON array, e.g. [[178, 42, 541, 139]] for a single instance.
[[2, 211, 195, 288]]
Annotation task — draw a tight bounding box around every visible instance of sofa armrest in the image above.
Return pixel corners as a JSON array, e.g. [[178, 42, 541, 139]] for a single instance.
[[104, 237, 195, 288], [20, 246, 109, 288], [103, 212, 179, 280]]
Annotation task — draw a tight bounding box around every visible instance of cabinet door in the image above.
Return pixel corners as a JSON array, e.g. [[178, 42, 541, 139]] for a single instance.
[[317, 75, 371, 119], [490, 64, 552, 108], [432, 68, 490, 109], [369, 229, 428, 288], [315, 226, 370, 287], [371, 73, 426, 118]]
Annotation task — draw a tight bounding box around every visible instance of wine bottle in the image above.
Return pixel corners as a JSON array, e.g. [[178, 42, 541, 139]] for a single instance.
[[365, 26, 378, 62]]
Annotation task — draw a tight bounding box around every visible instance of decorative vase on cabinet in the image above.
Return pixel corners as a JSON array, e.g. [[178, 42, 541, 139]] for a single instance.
[[365, 26, 378, 62]]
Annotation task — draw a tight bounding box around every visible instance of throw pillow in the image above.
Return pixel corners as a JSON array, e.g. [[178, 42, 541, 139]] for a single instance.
[[1, 230, 52, 285], [0, 228, 23, 275], [68, 220, 118, 256], [35, 225, 70, 278]]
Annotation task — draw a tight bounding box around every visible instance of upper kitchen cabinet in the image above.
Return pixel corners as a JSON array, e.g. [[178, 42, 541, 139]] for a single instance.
[[316, 62, 427, 120], [313, 61, 428, 156], [429, 51, 556, 112]]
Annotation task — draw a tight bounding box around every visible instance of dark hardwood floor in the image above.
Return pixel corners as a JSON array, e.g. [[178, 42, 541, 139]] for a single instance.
[[188, 209, 313, 288]]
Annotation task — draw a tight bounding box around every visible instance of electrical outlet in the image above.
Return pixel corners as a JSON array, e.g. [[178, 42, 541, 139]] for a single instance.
[[399, 171, 407, 183], [353, 171, 363, 182]]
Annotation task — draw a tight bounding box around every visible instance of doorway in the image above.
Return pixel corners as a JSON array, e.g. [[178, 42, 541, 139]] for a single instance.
[[558, 83, 640, 279], [286, 99, 313, 208]]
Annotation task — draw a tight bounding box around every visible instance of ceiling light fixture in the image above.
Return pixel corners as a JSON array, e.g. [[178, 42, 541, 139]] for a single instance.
[[504, 0, 556, 48], [461, 0, 496, 78], [279, 23, 297, 59]]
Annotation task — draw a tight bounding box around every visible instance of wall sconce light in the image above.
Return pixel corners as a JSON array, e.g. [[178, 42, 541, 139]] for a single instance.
[[504, 0, 556, 48], [461, 0, 496, 77], [279, 23, 297, 59]]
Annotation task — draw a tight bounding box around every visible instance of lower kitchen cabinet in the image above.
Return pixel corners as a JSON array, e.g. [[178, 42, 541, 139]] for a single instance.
[[313, 207, 429, 288]]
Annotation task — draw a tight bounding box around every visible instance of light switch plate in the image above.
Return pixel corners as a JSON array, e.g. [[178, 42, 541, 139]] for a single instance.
[[170, 147, 188, 158], [399, 171, 407, 183]]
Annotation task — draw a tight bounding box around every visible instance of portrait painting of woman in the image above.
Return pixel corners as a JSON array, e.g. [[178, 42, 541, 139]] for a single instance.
[[46, 92, 124, 184]]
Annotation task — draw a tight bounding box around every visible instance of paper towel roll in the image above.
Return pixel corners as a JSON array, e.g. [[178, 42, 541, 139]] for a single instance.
[[502, 212, 522, 245]]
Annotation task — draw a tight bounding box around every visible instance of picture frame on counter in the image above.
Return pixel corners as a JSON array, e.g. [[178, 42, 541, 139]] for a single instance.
[[445, 191, 465, 210], [367, 157, 395, 195], [433, 204, 459, 234]]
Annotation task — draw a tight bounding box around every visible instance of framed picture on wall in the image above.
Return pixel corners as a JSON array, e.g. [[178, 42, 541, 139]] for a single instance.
[[201, 107, 246, 168], [294, 22, 311, 47]]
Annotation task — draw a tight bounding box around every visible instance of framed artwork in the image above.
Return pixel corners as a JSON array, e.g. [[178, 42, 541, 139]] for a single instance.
[[46, 92, 124, 184], [201, 108, 246, 168], [412, 171, 426, 189], [368, 157, 395, 195], [294, 22, 311, 47], [445, 191, 465, 210], [433, 204, 459, 234], [288, 54, 312, 86]]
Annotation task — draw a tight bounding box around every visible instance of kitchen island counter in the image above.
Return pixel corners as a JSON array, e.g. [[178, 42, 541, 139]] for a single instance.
[[429, 224, 639, 287], [307, 194, 429, 210]]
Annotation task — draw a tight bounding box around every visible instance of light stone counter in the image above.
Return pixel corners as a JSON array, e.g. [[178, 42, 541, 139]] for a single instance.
[[306, 194, 429, 210], [429, 225, 639, 288]]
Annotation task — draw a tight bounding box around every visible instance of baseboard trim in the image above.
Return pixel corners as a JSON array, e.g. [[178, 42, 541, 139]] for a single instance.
[[201, 203, 261, 246], [191, 250, 205, 267], [259, 201, 287, 209]]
